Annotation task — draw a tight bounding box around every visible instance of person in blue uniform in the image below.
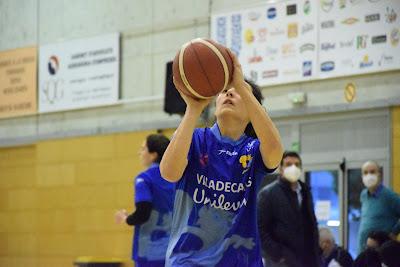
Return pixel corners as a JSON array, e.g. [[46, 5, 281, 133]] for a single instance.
[[115, 134, 175, 267], [160, 50, 283, 267]]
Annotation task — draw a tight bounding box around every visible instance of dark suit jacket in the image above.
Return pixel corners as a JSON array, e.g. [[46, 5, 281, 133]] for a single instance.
[[257, 177, 320, 267]]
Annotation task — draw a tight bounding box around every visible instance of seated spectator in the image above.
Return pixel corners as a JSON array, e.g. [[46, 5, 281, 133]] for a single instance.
[[319, 227, 353, 267], [353, 248, 381, 267], [366, 231, 390, 250], [379, 240, 400, 267]]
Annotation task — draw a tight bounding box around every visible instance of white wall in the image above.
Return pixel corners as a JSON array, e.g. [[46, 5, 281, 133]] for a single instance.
[[0, 0, 399, 147]]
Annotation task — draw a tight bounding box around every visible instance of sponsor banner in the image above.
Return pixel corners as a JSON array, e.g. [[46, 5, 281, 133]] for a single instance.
[[211, 0, 400, 84], [0, 47, 37, 119], [211, 0, 318, 86], [39, 33, 120, 113], [319, 0, 400, 78]]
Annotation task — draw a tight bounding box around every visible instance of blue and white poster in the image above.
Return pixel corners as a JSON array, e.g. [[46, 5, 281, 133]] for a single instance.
[[39, 33, 120, 113]]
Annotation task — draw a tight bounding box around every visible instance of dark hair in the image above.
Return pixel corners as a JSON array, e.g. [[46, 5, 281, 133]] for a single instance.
[[146, 134, 170, 163], [244, 79, 264, 138], [379, 240, 400, 267], [280, 151, 302, 168], [368, 231, 390, 247], [353, 248, 381, 267]]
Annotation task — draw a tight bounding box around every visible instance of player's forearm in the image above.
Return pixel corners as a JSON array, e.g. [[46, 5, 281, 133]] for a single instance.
[[239, 84, 283, 168], [125, 202, 152, 226], [160, 108, 201, 182]]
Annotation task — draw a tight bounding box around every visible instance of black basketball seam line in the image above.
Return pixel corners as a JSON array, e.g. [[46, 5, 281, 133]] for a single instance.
[[191, 41, 215, 95]]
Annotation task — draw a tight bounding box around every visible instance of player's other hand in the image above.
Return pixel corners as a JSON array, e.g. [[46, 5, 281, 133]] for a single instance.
[[115, 209, 128, 224]]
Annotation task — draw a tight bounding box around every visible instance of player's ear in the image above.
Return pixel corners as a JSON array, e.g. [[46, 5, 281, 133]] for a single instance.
[[150, 152, 158, 163]]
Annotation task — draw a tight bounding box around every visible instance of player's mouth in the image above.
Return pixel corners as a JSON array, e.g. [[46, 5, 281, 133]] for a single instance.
[[223, 99, 234, 106]]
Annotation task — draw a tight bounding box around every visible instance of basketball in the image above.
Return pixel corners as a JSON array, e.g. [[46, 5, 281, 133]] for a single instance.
[[172, 38, 234, 99]]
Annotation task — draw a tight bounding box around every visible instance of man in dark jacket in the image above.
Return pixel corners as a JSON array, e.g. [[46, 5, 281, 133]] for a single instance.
[[257, 151, 320, 267]]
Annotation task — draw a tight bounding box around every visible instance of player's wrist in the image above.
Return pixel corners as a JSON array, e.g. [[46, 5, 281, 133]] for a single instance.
[[185, 106, 203, 118]]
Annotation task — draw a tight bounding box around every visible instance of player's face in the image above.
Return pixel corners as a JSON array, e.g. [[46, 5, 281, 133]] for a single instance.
[[280, 156, 301, 175], [215, 87, 249, 123], [138, 141, 155, 167], [362, 163, 380, 177]]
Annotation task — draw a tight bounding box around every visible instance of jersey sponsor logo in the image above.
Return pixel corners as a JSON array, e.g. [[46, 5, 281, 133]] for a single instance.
[[199, 153, 209, 166], [218, 149, 238, 156], [246, 140, 256, 152], [193, 173, 253, 211], [239, 155, 253, 169]]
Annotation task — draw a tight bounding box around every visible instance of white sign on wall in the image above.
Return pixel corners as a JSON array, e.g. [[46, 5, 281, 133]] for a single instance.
[[39, 33, 120, 113], [319, 0, 400, 78], [211, 0, 400, 86]]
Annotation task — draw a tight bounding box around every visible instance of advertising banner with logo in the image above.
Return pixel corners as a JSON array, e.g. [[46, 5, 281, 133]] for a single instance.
[[39, 33, 120, 113], [319, 0, 400, 78], [0, 46, 37, 119], [211, 0, 400, 86], [211, 0, 318, 86]]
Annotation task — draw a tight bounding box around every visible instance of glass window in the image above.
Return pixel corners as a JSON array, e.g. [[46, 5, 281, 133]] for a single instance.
[[306, 170, 340, 243]]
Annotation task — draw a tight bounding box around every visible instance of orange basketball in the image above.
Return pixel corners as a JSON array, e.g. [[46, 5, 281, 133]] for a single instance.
[[172, 38, 234, 99]]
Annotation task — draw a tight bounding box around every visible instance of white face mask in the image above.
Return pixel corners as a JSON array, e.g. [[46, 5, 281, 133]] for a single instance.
[[362, 173, 378, 188], [283, 164, 302, 182]]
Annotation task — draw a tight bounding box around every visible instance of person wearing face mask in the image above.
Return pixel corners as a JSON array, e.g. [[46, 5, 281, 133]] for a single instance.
[[357, 160, 400, 254], [257, 151, 320, 267]]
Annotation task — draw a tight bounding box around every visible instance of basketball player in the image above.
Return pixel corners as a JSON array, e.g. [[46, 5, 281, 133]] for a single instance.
[[115, 134, 175, 267], [160, 50, 283, 266]]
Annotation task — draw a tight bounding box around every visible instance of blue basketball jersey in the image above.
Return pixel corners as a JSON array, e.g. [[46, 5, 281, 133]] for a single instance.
[[133, 163, 175, 266], [165, 124, 275, 267]]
